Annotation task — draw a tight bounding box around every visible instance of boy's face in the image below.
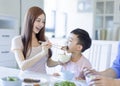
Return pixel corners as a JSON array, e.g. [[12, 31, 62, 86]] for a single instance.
[[66, 33, 82, 53]]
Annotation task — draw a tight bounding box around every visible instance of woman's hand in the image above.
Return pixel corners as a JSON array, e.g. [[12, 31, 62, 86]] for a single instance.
[[57, 60, 66, 65], [41, 41, 52, 54]]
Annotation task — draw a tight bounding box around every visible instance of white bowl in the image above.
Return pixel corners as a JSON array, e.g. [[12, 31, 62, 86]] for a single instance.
[[58, 54, 71, 63], [1, 76, 22, 86]]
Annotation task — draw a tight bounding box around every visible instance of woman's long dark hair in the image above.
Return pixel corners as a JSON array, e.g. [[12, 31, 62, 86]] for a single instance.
[[22, 6, 52, 59]]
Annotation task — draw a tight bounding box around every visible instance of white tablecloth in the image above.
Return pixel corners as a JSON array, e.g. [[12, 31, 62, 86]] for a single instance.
[[0, 66, 87, 86]]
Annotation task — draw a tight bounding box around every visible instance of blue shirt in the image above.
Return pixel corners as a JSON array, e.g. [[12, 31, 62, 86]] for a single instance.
[[112, 42, 120, 78]]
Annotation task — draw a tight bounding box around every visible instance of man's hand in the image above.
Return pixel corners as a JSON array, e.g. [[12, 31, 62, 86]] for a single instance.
[[89, 75, 117, 86]]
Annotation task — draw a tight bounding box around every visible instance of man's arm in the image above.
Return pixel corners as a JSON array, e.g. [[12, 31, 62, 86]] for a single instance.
[[100, 68, 117, 78]]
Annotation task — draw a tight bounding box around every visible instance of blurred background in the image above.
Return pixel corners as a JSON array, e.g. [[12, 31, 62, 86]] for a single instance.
[[0, 0, 119, 72]]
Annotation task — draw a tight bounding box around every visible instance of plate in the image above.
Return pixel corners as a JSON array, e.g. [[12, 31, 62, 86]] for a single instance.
[[19, 71, 49, 85]]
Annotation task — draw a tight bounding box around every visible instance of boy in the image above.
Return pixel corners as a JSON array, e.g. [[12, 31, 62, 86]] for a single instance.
[[54, 28, 92, 80]]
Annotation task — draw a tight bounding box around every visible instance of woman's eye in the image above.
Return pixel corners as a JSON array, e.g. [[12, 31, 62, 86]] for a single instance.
[[36, 19, 41, 22], [42, 21, 45, 24], [36, 19, 45, 24]]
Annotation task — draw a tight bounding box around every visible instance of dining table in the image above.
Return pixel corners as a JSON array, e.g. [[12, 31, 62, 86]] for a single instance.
[[0, 66, 87, 86]]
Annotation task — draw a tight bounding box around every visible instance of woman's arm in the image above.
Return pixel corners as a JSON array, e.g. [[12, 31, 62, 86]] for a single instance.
[[13, 49, 47, 70], [13, 41, 51, 70], [47, 58, 60, 67]]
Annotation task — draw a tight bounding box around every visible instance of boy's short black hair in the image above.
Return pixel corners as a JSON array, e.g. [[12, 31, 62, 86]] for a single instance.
[[71, 28, 91, 52]]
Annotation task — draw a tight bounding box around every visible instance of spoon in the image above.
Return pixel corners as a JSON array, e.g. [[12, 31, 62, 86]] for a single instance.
[[39, 41, 68, 50]]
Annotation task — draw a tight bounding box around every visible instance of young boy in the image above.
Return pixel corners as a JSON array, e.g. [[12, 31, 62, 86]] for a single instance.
[[54, 28, 92, 80]]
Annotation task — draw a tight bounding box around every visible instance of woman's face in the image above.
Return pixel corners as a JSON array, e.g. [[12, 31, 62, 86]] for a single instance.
[[33, 14, 45, 34]]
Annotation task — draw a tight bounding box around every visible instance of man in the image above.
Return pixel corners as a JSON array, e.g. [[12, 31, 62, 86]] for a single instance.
[[84, 42, 120, 86]]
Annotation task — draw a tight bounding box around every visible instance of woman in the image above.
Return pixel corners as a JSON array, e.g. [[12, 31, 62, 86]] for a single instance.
[[11, 6, 60, 73]]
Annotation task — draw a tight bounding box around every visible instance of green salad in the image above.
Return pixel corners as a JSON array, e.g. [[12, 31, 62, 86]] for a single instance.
[[6, 76, 18, 81], [54, 81, 76, 86]]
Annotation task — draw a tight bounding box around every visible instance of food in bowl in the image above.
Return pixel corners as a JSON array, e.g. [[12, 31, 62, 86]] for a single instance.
[[54, 81, 76, 86], [23, 78, 49, 86], [6, 76, 19, 81], [23, 78, 40, 83], [58, 54, 71, 63], [1, 76, 22, 86]]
